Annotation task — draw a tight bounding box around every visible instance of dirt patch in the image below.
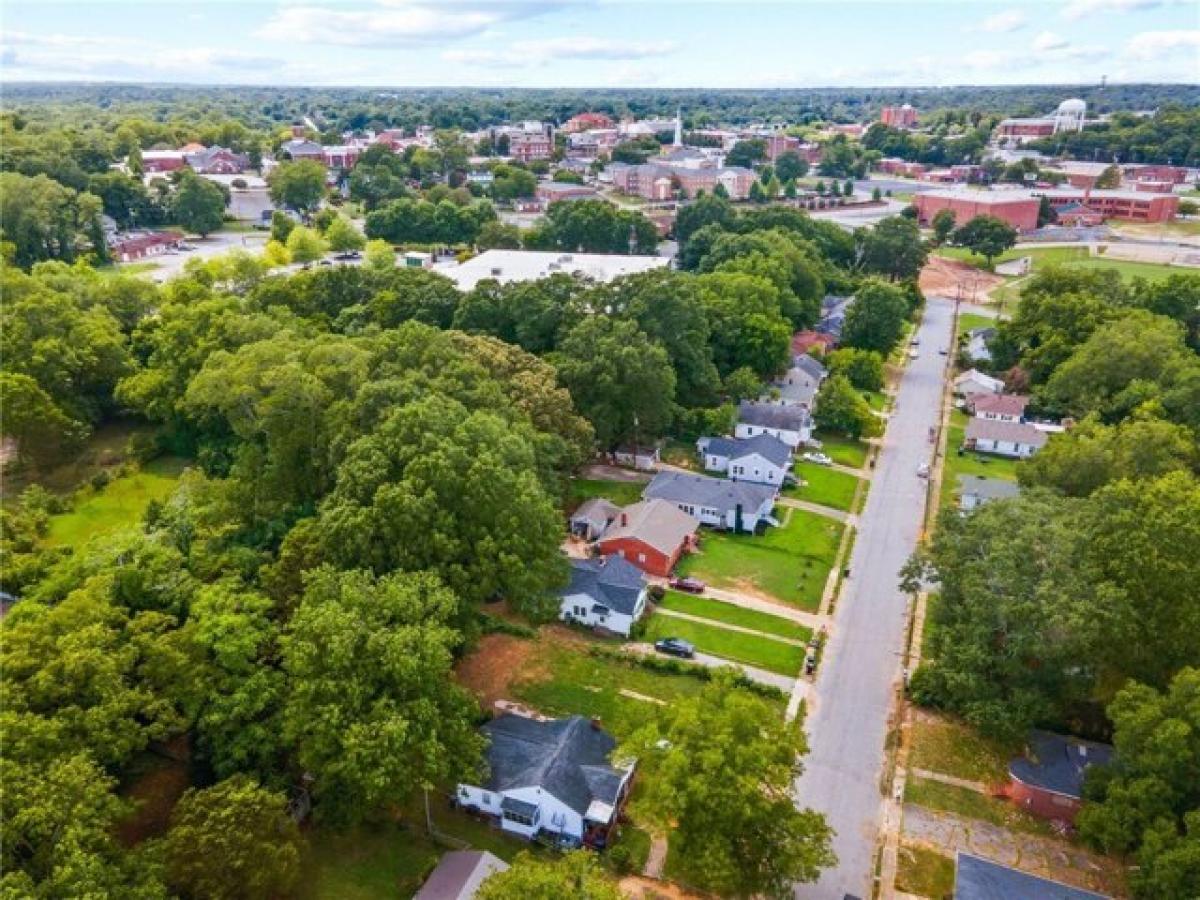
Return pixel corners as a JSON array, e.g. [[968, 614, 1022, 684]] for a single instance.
[[116, 751, 192, 846], [619, 875, 707, 900], [581, 464, 653, 483], [456, 633, 544, 708], [920, 256, 1005, 303]]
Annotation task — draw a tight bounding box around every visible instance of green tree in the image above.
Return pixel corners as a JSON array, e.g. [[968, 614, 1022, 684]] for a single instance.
[[1095, 164, 1121, 188], [270, 210, 295, 242], [625, 671, 835, 897], [774, 150, 809, 183], [282, 567, 485, 823], [477, 219, 522, 250], [267, 159, 327, 214], [0, 172, 105, 267], [285, 225, 327, 263], [477, 852, 620, 900], [323, 214, 365, 252], [859, 215, 927, 281], [127, 144, 144, 178], [674, 192, 734, 250], [952, 215, 1018, 268], [0, 372, 89, 467], [172, 171, 226, 237], [552, 317, 676, 450], [161, 775, 301, 900], [1079, 669, 1200, 900], [696, 272, 792, 380], [363, 238, 396, 271], [826, 347, 884, 392], [813, 373, 879, 439], [726, 139, 768, 169], [840, 279, 909, 354], [931, 208, 957, 245]]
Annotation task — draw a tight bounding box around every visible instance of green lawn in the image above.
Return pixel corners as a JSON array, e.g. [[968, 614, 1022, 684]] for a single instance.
[[643, 612, 805, 677], [783, 461, 862, 512], [677, 508, 843, 612], [566, 477, 645, 512], [956, 312, 995, 342], [811, 431, 869, 468], [298, 822, 440, 900], [3, 420, 157, 504], [909, 715, 1019, 785], [658, 590, 811, 640], [936, 245, 1182, 283], [905, 776, 1055, 837], [896, 844, 956, 899], [920, 593, 940, 662], [864, 390, 889, 412], [43, 457, 188, 548], [660, 439, 700, 471], [938, 410, 1020, 510]]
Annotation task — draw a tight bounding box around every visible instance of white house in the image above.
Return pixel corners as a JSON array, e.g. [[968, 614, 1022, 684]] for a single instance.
[[610, 445, 660, 471], [696, 434, 793, 486], [558, 556, 648, 638], [965, 327, 996, 363], [968, 393, 1030, 424], [954, 369, 1004, 397], [643, 470, 777, 532], [776, 354, 827, 409], [457, 714, 635, 849], [957, 475, 1021, 511], [735, 400, 812, 448], [965, 418, 1048, 459]]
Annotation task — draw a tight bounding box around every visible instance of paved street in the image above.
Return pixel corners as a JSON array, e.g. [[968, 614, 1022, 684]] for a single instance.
[[793, 297, 955, 899]]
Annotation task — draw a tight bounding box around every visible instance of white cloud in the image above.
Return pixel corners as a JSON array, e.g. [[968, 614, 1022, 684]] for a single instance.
[[444, 36, 676, 67], [1124, 29, 1200, 59], [1061, 0, 1165, 20], [1033, 31, 1070, 51], [1, 30, 134, 48], [256, 1, 565, 47], [971, 9, 1027, 33]]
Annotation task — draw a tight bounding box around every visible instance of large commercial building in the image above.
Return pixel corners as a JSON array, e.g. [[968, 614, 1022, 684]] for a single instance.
[[609, 161, 755, 200], [1036, 187, 1179, 223], [995, 98, 1087, 146], [880, 104, 918, 129], [913, 190, 1042, 232], [432, 250, 668, 291]]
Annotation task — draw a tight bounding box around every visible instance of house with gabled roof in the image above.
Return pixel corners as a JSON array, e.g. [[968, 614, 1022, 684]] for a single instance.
[[414, 851, 508, 900], [643, 470, 777, 533], [456, 714, 635, 849], [954, 369, 1004, 397], [735, 401, 812, 448], [1006, 731, 1114, 826], [558, 556, 648, 637], [954, 852, 1110, 899], [964, 417, 1047, 458], [697, 433, 793, 486], [569, 498, 622, 541], [595, 498, 699, 576]]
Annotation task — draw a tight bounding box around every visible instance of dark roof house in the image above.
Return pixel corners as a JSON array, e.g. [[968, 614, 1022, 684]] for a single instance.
[[701, 434, 792, 469], [1009, 731, 1115, 802], [954, 852, 1110, 900], [414, 850, 508, 900], [569, 498, 622, 540], [644, 470, 776, 518], [562, 557, 646, 617]]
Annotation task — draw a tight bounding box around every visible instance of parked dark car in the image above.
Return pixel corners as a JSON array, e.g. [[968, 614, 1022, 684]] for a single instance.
[[654, 638, 695, 659], [668, 576, 706, 594]]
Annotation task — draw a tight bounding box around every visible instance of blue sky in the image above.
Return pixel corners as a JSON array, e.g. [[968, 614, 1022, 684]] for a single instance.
[[2, 1, 1197, 87]]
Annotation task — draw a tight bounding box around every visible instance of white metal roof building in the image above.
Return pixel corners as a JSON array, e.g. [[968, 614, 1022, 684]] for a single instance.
[[432, 250, 668, 291]]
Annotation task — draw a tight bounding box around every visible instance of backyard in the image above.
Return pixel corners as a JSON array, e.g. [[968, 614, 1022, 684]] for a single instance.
[[43, 456, 189, 548], [642, 611, 806, 677], [566, 477, 645, 512], [784, 461, 863, 512], [676, 508, 843, 611]]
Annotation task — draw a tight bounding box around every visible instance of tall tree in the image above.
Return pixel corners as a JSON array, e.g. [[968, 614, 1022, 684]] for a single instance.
[[476, 852, 621, 900], [813, 373, 880, 439], [267, 159, 327, 215], [323, 214, 365, 252], [859, 215, 928, 282], [840, 279, 909, 354], [952, 215, 1017, 268], [172, 171, 226, 237]]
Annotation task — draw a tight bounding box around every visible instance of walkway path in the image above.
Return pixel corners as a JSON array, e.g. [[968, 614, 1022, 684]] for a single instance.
[[643, 835, 668, 879], [777, 496, 853, 523], [699, 586, 823, 629], [655, 607, 808, 646], [792, 297, 955, 899]]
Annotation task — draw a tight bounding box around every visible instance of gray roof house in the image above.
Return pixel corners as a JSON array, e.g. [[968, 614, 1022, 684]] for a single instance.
[[414, 850, 508, 900], [643, 470, 777, 533], [966, 326, 997, 362], [964, 418, 1048, 458], [569, 498, 622, 541], [559, 556, 648, 636], [1009, 731, 1115, 803], [957, 475, 1020, 511], [954, 852, 1109, 900], [777, 356, 826, 408], [697, 434, 793, 486], [457, 714, 635, 848], [735, 401, 813, 447], [793, 353, 828, 384]]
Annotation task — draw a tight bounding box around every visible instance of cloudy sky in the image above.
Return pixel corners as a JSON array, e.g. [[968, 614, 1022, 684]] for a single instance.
[[2, 0, 1197, 87]]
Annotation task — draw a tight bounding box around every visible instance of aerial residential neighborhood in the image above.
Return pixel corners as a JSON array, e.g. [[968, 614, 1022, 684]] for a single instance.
[[1, 2, 1198, 900]]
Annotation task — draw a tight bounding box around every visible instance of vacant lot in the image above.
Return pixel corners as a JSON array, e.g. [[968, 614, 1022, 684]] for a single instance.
[[566, 477, 644, 511], [937, 244, 1183, 282], [44, 456, 188, 548], [658, 590, 810, 640], [677, 508, 843, 611], [812, 431, 869, 469], [643, 612, 805, 677], [956, 312, 995, 342], [3, 420, 156, 504], [905, 776, 1055, 837], [298, 822, 440, 900], [908, 711, 1017, 785], [895, 843, 955, 899], [784, 461, 862, 512]]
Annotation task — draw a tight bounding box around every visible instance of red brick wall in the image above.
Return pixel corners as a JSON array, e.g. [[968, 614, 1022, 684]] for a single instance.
[[914, 194, 1041, 232], [1009, 779, 1082, 824], [596, 537, 678, 577]]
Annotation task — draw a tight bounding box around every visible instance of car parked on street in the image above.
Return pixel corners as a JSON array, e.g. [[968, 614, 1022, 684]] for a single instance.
[[654, 638, 696, 659], [668, 576, 706, 594]]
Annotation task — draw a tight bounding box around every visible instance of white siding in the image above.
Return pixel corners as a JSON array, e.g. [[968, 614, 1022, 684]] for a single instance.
[[728, 452, 787, 486], [456, 783, 585, 841], [734, 422, 807, 448], [975, 438, 1036, 459], [559, 588, 647, 637]]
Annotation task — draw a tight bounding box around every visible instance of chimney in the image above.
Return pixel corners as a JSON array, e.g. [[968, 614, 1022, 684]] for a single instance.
[[620, 512, 628, 527], [591, 716, 602, 731]]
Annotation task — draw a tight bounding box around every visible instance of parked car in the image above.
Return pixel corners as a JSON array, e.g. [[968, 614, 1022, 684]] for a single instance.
[[917, 463, 931, 478], [668, 576, 706, 594], [654, 638, 695, 659], [938, 349, 948, 356], [802, 452, 833, 466], [908, 349, 920, 359]]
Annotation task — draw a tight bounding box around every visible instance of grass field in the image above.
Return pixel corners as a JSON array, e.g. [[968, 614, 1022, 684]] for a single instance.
[[896, 844, 956, 899], [784, 461, 862, 511], [3, 420, 156, 504], [298, 823, 440, 900], [905, 776, 1055, 837], [643, 612, 805, 677], [936, 245, 1183, 283], [938, 410, 1020, 510], [811, 432, 869, 469], [677, 508, 843, 611], [566, 477, 645, 512], [909, 714, 1018, 785], [43, 456, 188, 548], [956, 312, 995, 341], [658, 590, 811, 640]]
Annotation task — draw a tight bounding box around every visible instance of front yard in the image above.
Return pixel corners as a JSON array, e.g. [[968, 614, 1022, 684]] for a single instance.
[[657, 590, 810, 640], [811, 431, 870, 468], [676, 508, 843, 612], [642, 611, 806, 677], [783, 461, 863, 512]]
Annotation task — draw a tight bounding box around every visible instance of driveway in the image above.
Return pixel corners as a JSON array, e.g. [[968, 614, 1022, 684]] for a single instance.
[[792, 297, 955, 899], [623, 643, 794, 692]]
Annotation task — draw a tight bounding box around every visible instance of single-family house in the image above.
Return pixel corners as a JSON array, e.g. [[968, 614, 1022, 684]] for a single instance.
[[558, 556, 648, 637], [967, 393, 1030, 423], [643, 471, 777, 533], [777, 354, 827, 408], [1007, 731, 1114, 826], [954, 852, 1110, 900], [964, 418, 1047, 458], [735, 401, 812, 448], [954, 369, 1004, 397], [569, 498, 622, 541], [791, 330, 838, 356], [185, 146, 249, 175], [610, 445, 660, 471], [696, 434, 792, 486], [414, 851, 508, 900], [280, 139, 325, 161], [957, 475, 1020, 511], [457, 714, 635, 849], [965, 326, 996, 362], [596, 499, 699, 577]]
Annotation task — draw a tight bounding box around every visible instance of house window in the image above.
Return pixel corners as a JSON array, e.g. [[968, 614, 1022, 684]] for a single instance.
[[638, 553, 646, 563], [482, 792, 492, 804], [573, 605, 587, 617], [503, 809, 537, 827]]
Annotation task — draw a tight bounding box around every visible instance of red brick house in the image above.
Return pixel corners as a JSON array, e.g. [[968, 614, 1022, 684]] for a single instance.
[[596, 499, 699, 577], [510, 133, 552, 162], [1006, 731, 1114, 826]]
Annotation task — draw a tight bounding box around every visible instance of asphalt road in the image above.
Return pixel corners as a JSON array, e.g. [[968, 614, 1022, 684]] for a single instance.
[[792, 297, 954, 900]]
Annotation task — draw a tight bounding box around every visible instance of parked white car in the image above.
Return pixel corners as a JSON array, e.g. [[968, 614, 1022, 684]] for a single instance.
[[802, 452, 833, 466]]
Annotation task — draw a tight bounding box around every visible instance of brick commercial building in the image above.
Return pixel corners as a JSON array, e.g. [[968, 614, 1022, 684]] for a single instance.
[[562, 112, 614, 133], [880, 104, 918, 129], [1037, 187, 1179, 223], [877, 157, 926, 178], [535, 182, 598, 204], [914, 190, 1042, 232], [609, 162, 755, 200], [509, 133, 553, 162]]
